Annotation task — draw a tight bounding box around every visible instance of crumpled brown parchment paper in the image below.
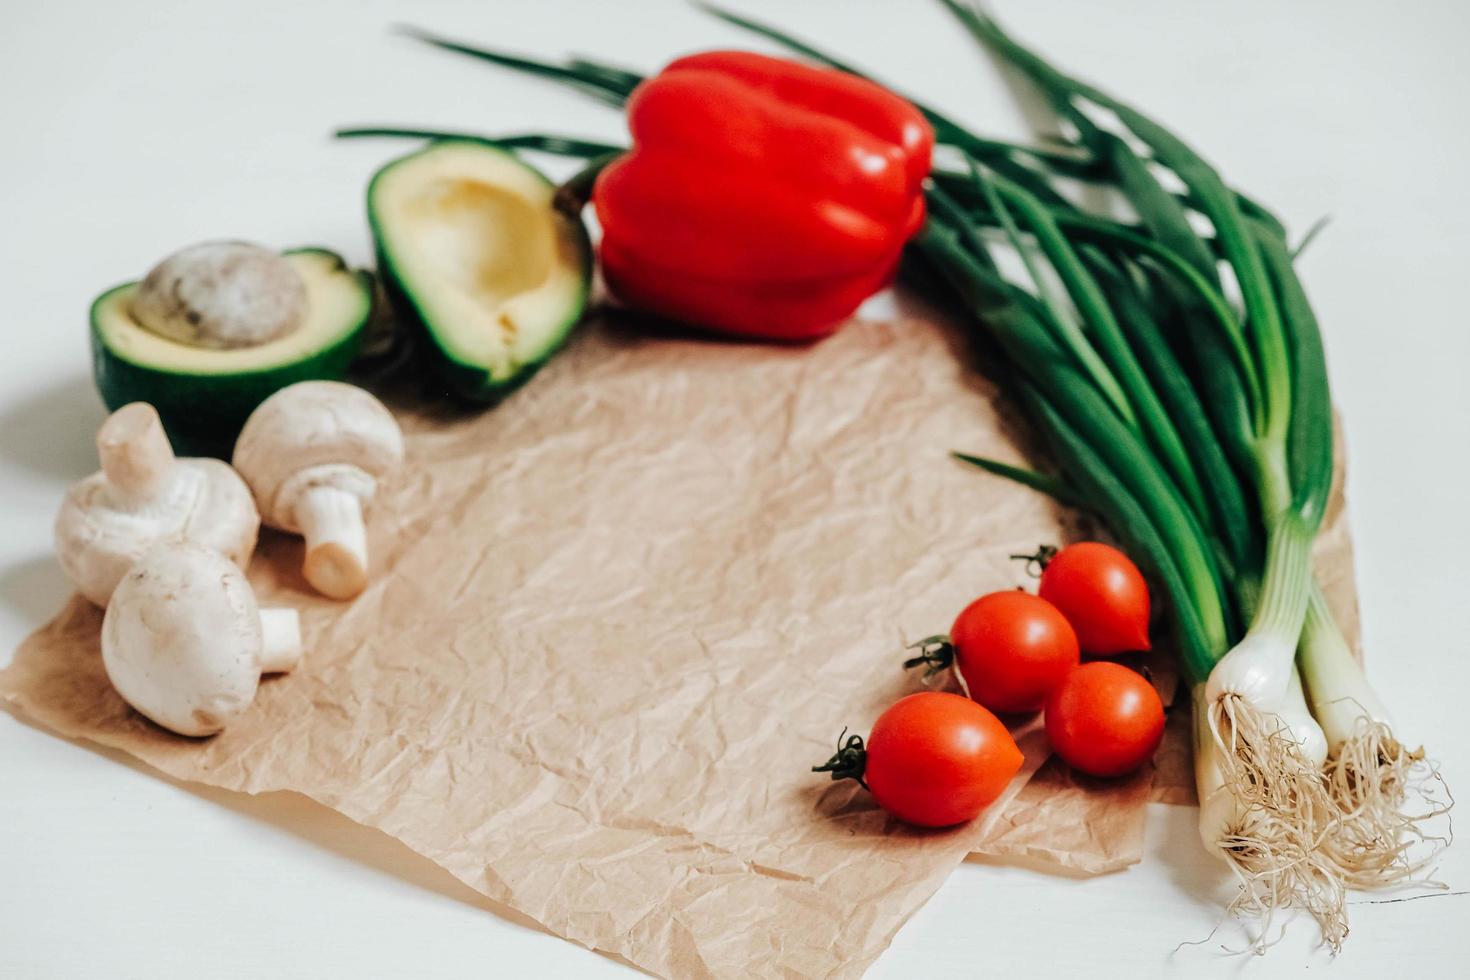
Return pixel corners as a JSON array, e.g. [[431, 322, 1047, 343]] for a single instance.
[[0, 310, 1361, 978]]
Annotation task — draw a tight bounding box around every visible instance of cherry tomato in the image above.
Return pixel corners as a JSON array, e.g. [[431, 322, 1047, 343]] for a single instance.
[[1038, 542, 1151, 655], [949, 591, 1079, 713], [863, 692, 1023, 827], [1044, 662, 1165, 778]]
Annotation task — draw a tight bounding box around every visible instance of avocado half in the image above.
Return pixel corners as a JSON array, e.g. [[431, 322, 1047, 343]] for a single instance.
[[367, 140, 592, 402], [91, 248, 372, 456]]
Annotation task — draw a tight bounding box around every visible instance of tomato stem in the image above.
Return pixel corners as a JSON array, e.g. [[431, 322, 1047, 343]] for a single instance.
[[811, 729, 869, 788], [1008, 544, 1058, 577], [902, 635, 956, 678]]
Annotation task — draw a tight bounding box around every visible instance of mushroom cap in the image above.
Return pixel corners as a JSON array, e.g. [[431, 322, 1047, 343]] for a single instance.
[[54, 457, 259, 607], [232, 380, 405, 531], [101, 544, 265, 737], [131, 241, 308, 350], [181, 457, 261, 562]]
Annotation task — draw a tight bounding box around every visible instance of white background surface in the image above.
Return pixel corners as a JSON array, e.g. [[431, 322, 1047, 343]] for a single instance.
[[2, 1, 1468, 976]]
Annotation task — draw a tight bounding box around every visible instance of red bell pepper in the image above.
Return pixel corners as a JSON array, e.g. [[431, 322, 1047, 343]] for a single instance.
[[591, 50, 934, 341]]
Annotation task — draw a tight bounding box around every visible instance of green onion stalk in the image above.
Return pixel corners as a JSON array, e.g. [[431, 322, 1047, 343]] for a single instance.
[[922, 0, 1334, 871], [1252, 230, 1448, 894], [920, 162, 1350, 950], [338, 0, 1448, 946], [929, 0, 1448, 916], [1298, 586, 1451, 891]]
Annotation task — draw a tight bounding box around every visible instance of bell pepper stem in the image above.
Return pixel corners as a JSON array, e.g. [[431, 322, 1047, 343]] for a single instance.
[[554, 151, 620, 216]]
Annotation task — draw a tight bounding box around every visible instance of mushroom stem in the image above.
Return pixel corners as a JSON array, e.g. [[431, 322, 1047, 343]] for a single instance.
[[295, 484, 369, 600], [97, 403, 175, 504], [258, 608, 303, 673]]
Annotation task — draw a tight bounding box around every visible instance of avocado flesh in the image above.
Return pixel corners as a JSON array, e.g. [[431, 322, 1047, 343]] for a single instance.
[[91, 249, 372, 456], [94, 249, 369, 374], [368, 140, 590, 401]]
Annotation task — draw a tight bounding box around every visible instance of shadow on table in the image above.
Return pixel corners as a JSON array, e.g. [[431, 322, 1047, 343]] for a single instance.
[[0, 374, 106, 480], [1154, 799, 1235, 907], [963, 848, 1114, 881], [0, 553, 70, 632]]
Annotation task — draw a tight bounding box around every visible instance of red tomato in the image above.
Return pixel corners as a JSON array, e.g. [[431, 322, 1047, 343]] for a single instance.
[[949, 591, 1079, 713], [1044, 662, 1165, 777], [1038, 542, 1151, 655], [863, 692, 1023, 827]]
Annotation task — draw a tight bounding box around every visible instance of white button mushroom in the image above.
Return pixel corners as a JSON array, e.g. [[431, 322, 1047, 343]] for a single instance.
[[54, 402, 260, 607], [130, 241, 308, 349], [101, 544, 302, 737], [232, 381, 405, 600]]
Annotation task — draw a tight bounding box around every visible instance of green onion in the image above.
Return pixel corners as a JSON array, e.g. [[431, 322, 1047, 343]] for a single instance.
[[970, 166, 1137, 427]]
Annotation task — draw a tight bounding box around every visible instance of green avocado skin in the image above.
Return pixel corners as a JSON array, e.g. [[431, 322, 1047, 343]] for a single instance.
[[89, 249, 372, 458], [372, 246, 586, 405], [366, 140, 593, 404]]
